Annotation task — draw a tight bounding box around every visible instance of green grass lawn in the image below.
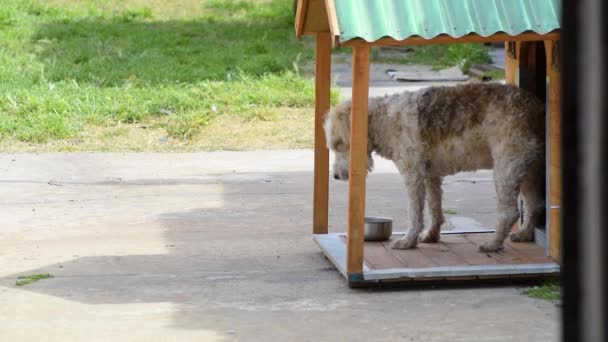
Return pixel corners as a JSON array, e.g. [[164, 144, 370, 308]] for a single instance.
[[0, 0, 491, 151], [0, 0, 322, 150]]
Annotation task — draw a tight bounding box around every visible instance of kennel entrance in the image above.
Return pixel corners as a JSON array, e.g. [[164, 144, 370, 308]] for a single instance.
[[295, 0, 561, 286]]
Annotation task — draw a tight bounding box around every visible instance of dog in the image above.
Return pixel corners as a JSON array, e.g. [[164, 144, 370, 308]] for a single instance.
[[324, 83, 545, 252]]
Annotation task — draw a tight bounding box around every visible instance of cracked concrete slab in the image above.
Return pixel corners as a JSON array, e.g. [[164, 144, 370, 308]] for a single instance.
[[0, 151, 558, 341]]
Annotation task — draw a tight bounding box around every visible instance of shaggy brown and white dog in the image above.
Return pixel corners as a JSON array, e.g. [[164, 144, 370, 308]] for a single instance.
[[324, 83, 545, 252]]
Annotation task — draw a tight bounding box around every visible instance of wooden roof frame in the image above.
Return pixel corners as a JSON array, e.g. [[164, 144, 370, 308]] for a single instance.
[[295, 0, 562, 286], [296, 0, 561, 48]]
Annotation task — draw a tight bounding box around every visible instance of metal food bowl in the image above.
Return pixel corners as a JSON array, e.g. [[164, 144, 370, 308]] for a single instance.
[[364, 217, 393, 241]]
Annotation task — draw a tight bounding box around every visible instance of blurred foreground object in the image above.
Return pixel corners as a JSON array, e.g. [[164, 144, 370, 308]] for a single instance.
[[562, 0, 607, 340]]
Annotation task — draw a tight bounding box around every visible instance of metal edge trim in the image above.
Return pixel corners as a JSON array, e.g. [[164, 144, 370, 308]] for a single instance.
[[363, 263, 560, 281]]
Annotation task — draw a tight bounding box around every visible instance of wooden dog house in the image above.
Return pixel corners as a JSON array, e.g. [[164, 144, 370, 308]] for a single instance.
[[295, 0, 562, 286]]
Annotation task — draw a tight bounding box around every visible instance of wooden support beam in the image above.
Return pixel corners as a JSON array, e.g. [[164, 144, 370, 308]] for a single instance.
[[313, 32, 331, 234], [545, 40, 562, 261], [324, 0, 340, 47], [294, 0, 307, 38], [343, 31, 560, 48], [298, 0, 330, 37], [346, 45, 370, 275], [504, 41, 519, 85]]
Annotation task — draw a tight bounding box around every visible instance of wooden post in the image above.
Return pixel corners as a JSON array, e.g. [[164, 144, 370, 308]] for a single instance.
[[505, 41, 518, 85], [346, 44, 370, 277], [545, 40, 561, 261], [313, 32, 331, 234]]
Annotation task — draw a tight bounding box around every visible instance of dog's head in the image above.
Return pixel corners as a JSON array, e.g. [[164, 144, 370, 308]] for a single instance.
[[324, 99, 374, 181]]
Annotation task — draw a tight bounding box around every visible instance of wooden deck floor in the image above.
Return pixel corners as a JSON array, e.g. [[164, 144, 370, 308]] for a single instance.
[[314, 232, 559, 285], [353, 232, 555, 270]]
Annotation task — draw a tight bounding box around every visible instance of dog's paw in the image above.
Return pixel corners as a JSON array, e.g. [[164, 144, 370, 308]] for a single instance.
[[391, 236, 418, 249], [418, 230, 440, 243], [510, 231, 533, 242], [478, 241, 504, 253]]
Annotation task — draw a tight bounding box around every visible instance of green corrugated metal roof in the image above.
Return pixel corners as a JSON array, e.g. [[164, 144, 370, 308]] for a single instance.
[[333, 0, 561, 44]]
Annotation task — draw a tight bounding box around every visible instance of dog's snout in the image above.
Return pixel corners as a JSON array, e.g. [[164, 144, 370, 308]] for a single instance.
[[333, 170, 349, 181], [332, 152, 349, 181]]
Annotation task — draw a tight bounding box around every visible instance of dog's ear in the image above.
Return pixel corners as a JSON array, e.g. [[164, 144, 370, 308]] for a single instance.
[[324, 108, 336, 148], [367, 154, 374, 173], [335, 99, 352, 122], [325, 99, 355, 151], [417, 87, 434, 112]]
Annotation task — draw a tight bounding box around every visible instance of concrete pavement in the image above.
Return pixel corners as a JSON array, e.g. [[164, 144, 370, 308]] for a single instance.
[[0, 151, 558, 341]]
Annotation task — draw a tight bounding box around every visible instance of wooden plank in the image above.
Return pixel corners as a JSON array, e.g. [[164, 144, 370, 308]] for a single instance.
[[417, 243, 467, 267], [324, 0, 340, 46], [345, 45, 370, 274], [381, 240, 437, 268], [545, 39, 561, 262], [464, 233, 531, 264], [440, 234, 471, 244], [449, 243, 499, 265], [505, 240, 555, 263], [462, 233, 532, 264], [343, 31, 561, 47], [363, 241, 404, 270], [548, 208, 561, 261], [549, 165, 561, 204], [345, 238, 454, 276], [300, 0, 331, 36], [312, 33, 331, 234], [341, 235, 389, 270], [504, 41, 519, 85], [491, 248, 530, 264], [549, 117, 562, 138], [294, 0, 307, 38], [506, 242, 555, 263], [549, 135, 561, 167]]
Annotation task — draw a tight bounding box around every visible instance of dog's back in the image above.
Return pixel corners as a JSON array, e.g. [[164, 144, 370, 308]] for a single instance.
[[415, 83, 545, 146], [400, 83, 545, 174]]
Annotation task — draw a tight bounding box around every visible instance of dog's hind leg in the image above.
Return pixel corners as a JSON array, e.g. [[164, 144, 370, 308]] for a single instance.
[[419, 176, 444, 243], [511, 160, 544, 242], [479, 155, 528, 253], [392, 172, 426, 249]]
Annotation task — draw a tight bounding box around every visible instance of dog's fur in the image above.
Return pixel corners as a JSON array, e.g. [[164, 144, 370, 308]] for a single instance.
[[324, 83, 545, 252]]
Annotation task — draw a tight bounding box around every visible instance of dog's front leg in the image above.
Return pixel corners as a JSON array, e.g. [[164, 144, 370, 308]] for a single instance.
[[391, 173, 425, 249]]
